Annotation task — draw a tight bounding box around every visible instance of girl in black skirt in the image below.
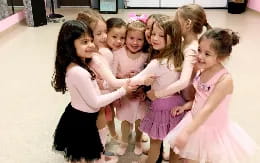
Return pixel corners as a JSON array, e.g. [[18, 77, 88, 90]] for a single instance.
[[51, 20, 135, 163]]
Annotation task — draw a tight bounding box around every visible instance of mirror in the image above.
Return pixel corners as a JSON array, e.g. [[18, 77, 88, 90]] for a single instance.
[[0, 0, 24, 20]]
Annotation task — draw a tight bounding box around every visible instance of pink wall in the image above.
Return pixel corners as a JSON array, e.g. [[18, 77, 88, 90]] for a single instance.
[[0, 10, 25, 32], [248, 0, 260, 12]]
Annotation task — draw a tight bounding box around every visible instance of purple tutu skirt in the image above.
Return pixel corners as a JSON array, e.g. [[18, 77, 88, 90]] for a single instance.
[[139, 95, 185, 140]]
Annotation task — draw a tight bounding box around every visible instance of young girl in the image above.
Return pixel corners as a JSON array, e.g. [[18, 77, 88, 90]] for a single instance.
[[51, 20, 134, 163], [165, 28, 257, 163], [143, 13, 169, 162], [77, 9, 113, 146], [130, 16, 185, 163], [145, 14, 164, 45], [106, 17, 127, 52], [112, 20, 149, 156], [148, 3, 211, 100], [105, 17, 127, 142], [146, 4, 211, 162]]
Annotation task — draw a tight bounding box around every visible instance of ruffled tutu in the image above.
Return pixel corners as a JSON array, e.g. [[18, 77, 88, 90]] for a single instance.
[[53, 103, 104, 162], [139, 95, 185, 140], [116, 97, 148, 124], [165, 112, 257, 163]]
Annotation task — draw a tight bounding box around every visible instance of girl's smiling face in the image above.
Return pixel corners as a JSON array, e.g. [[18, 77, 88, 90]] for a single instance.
[[74, 34, 96, 60], [126, 30, 144, 53], [196, 38, 219, 70], [92, 20, 107, 48]]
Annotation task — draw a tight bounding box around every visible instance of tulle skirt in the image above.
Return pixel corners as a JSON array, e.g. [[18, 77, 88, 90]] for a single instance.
[[165, 112, 257, 163], [116, 97, 148, 124], [52, 103, 104, 162], [140, 95, 185, 140]]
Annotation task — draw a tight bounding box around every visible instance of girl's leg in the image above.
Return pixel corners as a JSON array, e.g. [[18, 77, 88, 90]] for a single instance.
[[162, 141, 170, 161], [186, 159, 199, 163], [97, 108, 118, 162], [134, 119, 143, 155], [169, 148, 182, 163], [121, 120, 131, 143], [97, 108, 108, 147], [107, 105, 119, 140], [142, 133, 149, 142], [145, 138, 162, 163], [97, 108, 107, 129], [116, 120, 130, 155]]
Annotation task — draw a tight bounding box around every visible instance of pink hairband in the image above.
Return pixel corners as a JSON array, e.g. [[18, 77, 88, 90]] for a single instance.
[[128, 13, 148, 23]]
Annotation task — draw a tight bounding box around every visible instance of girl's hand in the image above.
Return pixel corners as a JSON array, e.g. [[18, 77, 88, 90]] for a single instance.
[[139, 91, 146, 101], [123, 79, 138, 94], [96, 78, 105, 89], [171, 106, 185, 117], [146, 90, 157, 101], [144, 74, 157, 86], [128, 70, 138, 78], [116, 73, 126, 79], [174, 130, 189, 150]]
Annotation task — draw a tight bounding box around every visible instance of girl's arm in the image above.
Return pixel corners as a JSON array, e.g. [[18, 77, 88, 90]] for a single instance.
[[185, 74, 232, 134], [93, 55, 128, 89], [171, 100, 193, 117], [130, 59, 159, 86], [71, 67, 127, 110], [154, 50, 196, 98], [181, 81, 196, 101]]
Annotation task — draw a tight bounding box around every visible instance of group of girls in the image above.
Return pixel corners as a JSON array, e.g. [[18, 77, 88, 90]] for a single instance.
[[51, 3, 257, 163]]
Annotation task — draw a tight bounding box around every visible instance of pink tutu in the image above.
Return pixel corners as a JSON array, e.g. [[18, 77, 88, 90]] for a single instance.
[[116, 97, 148, 124], [165, 112, 257, 163]]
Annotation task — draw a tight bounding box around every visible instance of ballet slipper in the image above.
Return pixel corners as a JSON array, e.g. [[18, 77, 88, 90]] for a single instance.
[[134, 142, 142, 155], [99, 127, 109, 147], [141, 134, 149, 142], [116, 142, 128, 156], [110, 134, 120, 144]]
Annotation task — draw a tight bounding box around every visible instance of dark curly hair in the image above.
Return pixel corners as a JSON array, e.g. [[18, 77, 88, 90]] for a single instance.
[[51, 20, 96, 94]]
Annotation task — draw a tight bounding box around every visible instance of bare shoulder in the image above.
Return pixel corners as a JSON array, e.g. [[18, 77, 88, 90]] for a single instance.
[[216, 73, 233, 94]]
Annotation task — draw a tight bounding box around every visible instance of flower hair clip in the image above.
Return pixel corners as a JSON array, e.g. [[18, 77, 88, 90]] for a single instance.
[[128, 13, 148, 23]]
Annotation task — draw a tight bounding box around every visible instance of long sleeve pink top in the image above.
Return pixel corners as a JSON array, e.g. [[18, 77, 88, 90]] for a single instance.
[[90, 51, 128, 90], [98, 47, 114, 69], [112, 47, 148, 79], [131, 58, 181, 95], [154, 41, 198, 98], [65, 65, 126, 113]]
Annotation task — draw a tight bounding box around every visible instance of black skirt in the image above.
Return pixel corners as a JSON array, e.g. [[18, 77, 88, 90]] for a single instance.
[[53, 103, 104, 162]]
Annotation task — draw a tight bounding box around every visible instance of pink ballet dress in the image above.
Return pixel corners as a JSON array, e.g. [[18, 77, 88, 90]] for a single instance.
[[165, 68, 257, 163], [113, 47, 148, 123]]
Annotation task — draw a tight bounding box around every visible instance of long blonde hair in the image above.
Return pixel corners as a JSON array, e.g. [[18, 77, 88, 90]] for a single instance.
[[177, 4, 211, 33]]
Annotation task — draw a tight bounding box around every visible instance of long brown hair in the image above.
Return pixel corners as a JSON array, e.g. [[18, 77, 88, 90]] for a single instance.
[[152, 17, 183, 71]]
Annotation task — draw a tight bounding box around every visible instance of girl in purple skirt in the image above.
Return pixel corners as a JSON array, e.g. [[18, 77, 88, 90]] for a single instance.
[[130, 16, 190, 163]]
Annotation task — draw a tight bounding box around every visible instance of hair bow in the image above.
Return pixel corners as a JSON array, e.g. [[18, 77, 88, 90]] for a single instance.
[[128, 13, 148, 23]]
